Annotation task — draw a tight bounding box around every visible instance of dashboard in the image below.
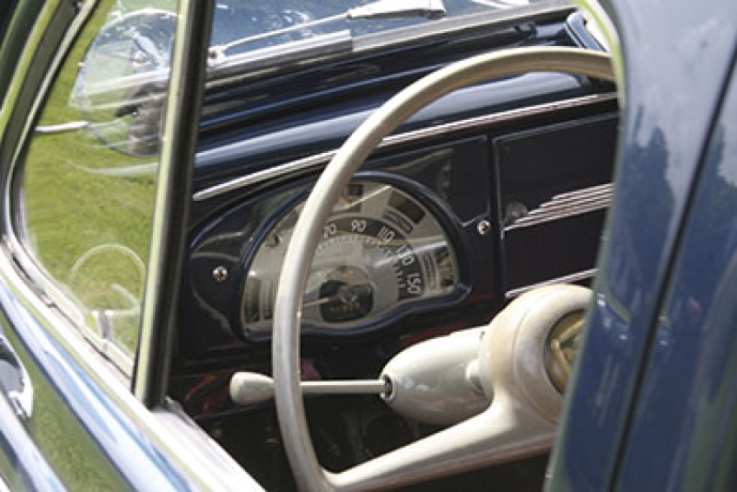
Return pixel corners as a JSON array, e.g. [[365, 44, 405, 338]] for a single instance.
[[173, 108, 616, 384], [169, 8, 619, 491]]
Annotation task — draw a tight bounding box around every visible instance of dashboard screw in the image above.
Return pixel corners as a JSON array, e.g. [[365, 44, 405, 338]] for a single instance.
[[477, 219, 492, 236], [212, 266, 229, 283]]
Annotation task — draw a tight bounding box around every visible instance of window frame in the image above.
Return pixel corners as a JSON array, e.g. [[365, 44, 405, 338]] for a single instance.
[[0, 1, 259, 488], [1, 0, 210, 405]]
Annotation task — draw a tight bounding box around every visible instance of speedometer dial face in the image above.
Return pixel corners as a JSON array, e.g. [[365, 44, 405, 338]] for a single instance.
[[241, 180, 459, 335]]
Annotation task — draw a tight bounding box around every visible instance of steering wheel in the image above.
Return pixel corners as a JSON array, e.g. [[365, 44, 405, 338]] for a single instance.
[[273, 46, 615, 491]]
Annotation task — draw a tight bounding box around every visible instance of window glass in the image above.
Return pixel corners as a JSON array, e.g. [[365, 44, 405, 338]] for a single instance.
[[209, 0, 545, 56], [16, 0, 177, 369]]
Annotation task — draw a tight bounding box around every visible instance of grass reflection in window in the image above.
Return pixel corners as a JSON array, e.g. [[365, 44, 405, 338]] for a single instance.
[[20, 0, 176, 362]]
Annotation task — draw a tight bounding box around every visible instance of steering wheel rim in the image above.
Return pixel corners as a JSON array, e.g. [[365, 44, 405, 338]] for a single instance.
[[273, 46, 615, 491]]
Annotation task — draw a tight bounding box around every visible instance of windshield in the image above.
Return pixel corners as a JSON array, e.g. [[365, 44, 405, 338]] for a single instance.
[[93, 0, 550, 68], [68, 0, 558, 155], [210, 0, 542, 55], [75, 0, 555, 108]]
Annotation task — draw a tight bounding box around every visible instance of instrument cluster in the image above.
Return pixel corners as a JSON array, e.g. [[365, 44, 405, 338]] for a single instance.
[[242, 180, 459, 335], [182, 137, 495, 354]]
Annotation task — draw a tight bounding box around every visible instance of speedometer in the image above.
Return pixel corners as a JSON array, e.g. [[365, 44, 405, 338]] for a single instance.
[[241, 180, 459, 335]]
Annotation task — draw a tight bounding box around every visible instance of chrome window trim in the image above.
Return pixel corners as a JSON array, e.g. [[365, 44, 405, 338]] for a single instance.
[[193, 92, 617, 201], [133, 0, 210, 404]]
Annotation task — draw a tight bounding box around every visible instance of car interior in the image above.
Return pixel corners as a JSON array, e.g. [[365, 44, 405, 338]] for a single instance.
[[169, 4, 618, 490]]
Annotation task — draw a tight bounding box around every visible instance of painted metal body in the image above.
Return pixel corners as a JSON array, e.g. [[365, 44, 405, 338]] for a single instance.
[[549, 0, 737, 490]]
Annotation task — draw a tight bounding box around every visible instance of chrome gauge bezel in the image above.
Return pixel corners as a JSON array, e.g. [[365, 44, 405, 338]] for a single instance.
[[237, 173, 470, 340]]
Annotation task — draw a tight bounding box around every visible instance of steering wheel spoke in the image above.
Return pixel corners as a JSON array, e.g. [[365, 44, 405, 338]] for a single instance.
[[329, 393, 555, 490]]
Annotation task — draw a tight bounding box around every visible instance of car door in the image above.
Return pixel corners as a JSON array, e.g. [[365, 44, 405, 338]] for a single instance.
[[609, 53, 737, 492], [0, 0, 260, 489], [547, 0, 737, 489]]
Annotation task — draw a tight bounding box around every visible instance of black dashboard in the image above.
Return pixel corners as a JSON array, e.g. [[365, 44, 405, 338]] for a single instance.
[[170, 9, 618, 491], [178, 110, 615, 348]]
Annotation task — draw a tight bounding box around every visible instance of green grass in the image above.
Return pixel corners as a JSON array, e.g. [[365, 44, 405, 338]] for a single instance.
[[0, 4, 190, 484], [22, 0, 182, 355]]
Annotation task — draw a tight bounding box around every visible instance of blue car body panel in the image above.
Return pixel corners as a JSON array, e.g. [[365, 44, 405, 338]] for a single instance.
[[615, 59, 737, 491], [549, 0, 737, 490]]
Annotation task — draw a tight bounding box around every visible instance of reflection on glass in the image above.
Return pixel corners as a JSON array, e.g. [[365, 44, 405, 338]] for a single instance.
[[73, 8, 175, 156], [19, 0, 177, 365], [209, 0, 538, 57]]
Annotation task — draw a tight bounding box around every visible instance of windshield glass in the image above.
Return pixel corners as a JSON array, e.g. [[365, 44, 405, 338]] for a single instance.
[[210, 0, 543, 55], [71, 0, 556, 153], [92, 0, 550, 68]]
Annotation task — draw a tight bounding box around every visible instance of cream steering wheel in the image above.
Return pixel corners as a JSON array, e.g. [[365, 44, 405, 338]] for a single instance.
[[273, 46, 615, 491]]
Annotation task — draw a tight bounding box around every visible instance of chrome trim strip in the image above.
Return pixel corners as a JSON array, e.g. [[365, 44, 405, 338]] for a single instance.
[[505, 183, 613, 231], [193, 92, 617, 201], [505, 268, 597, 299], [194, 149, 336, 201]]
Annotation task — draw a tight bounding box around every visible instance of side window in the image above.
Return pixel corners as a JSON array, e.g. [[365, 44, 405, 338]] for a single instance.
[[14, 1, 178, 372]]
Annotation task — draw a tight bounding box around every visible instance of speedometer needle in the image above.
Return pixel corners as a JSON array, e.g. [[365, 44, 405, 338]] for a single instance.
[[303, 283, 373, 308], [303, 296, 331, 308]]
